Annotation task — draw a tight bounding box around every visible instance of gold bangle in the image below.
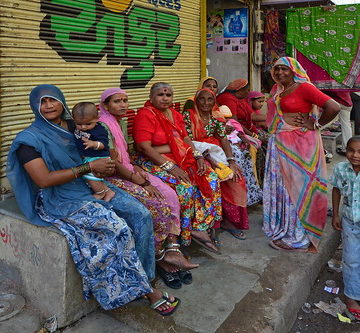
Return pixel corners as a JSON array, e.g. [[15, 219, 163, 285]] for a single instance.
[[71, 167, 78, 178], [75, 163, 91, 176]]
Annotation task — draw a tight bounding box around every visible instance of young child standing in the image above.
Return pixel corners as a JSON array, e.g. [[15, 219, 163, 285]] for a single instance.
[[72, 102, 115, 201], [331, 136, 360, 319]]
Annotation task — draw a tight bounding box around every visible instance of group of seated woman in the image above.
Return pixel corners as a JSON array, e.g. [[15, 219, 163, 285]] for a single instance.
[[7, 78, 267, 316], [7, 56, 338, 316]]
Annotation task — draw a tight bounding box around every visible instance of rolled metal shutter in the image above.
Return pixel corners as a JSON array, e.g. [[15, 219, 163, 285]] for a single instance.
[[0, 0, 202, 186]]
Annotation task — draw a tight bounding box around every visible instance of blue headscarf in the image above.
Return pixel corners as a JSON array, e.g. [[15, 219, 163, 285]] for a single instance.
[[7, 85, 95, 226]]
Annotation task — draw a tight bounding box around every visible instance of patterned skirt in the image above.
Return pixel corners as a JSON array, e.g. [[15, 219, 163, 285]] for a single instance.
[[231, 144, 263, 206], [35, 190, 153, 310], [135, 156, 222, 245], [262, 136, 310, 249], [106, 177, 178, 252]]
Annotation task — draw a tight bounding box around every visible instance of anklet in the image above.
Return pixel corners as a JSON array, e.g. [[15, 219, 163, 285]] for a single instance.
[[95, 189, 105, 194]]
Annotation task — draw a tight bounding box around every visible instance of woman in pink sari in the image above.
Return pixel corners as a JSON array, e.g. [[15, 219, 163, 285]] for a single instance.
[[98, 88, 198, 285], [263, 57, 340, 252]]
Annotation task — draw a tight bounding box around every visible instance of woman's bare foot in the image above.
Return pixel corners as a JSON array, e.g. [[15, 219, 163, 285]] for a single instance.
[[163, 251, 199, 270], [346, 297, 360, 310], [156, 259, 179, 273], [221, 219, 236, 230], [191, 230, 220, 253], [146, 288, 178, 313], [93, 192, 105, 200], [103, 188, 115, 201]]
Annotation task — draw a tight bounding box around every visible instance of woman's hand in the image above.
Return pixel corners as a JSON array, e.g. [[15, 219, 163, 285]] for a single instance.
[[169, 166, 191, 183], [238, 135, 250, 149], [196, 158, 207, 176], [133, 165, 149, 180], [90, 158, 115, 177], [282, 113, 305, 127], [302, 117, 316, 130], [229, 161, 243, 182], [143, 184, 164, 200]]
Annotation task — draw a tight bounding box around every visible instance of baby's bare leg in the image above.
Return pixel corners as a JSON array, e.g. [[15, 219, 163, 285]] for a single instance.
[[87, 179, 115, 201]]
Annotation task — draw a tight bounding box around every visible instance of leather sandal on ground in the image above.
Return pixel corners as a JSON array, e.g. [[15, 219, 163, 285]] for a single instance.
[[269, 240, 308, 252], [177, 270, 192, 285], [156, 266, 182, 289], [191, 234, 221, 255], [149, 291, 181, 316], [221, 228, 246, 240]]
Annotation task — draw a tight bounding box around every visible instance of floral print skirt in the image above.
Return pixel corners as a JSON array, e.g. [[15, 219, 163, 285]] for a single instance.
[[135, 156, 222, 245], [35, 191, 153, 310], [107, 177, 178, 252]]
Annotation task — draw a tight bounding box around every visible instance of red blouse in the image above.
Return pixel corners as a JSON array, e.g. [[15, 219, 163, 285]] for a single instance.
[[217, 92, 258, 133], [279, 83, 331, 113], [133, 107, 188, 145]]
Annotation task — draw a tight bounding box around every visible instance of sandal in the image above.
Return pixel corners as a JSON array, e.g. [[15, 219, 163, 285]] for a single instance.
[[208, 228, 221, 247], [347, 307, 360, 320], [269, 240, 308, 252], [221, 228, 246, 240], [191, 234, 221, 255], [156, 266, 182, 290], [177, 270, 192, 285], [150, 291, 181, 316]]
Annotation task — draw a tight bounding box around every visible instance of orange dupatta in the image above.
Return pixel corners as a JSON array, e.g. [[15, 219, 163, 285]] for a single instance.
[[144, 101, 212, 197]]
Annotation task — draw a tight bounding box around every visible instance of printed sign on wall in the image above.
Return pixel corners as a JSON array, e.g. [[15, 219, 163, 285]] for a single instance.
[[223, 8, 248, 38]]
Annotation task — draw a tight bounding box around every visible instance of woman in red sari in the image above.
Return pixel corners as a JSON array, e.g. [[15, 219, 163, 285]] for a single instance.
[[183, 88, 249, 240], [133, 82, 222, 254]]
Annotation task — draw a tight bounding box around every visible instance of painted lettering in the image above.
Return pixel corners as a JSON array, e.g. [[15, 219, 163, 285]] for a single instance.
[[40, 1, 181, 88], [0, 224, 22, 258]]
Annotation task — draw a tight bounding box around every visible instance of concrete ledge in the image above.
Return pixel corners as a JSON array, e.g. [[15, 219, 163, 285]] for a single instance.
[[0, 198, 97, 328]]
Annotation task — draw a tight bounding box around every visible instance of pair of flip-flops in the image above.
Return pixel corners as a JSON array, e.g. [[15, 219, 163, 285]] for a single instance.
[[157, 266, 192, 289], [150, 291, 181, 316]]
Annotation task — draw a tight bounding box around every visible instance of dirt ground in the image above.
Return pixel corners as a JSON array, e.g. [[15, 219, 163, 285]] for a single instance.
[[290, 245, 360, 333]]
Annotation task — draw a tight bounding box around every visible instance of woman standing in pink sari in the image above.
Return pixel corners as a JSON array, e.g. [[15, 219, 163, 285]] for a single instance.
[[98, 88, 198, 286], [263, 57, 340, 252]]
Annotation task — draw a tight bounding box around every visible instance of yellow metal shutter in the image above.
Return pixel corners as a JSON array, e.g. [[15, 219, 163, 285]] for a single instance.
[[0, 0, 202, 186]]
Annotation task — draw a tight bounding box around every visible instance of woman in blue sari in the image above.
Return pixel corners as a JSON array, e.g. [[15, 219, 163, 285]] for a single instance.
[[6, 84, 180, 316]]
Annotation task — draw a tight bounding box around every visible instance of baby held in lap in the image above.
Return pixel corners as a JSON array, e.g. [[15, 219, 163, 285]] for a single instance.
[[72, 102, 115, 201]]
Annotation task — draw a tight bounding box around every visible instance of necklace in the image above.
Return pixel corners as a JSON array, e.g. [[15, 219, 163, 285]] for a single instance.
[[280, 82, 296, 96], [199, 112, 210, 122]]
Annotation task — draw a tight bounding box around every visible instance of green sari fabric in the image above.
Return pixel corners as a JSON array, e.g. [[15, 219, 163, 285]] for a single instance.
[[286, 4, 360, 87]]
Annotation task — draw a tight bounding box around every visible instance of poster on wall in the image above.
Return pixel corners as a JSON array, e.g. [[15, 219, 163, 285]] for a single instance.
[[215, 37, 248, 53], [207, 9, 224, 48], [223, 8, 248, 38], [208, 9, 224, 36]]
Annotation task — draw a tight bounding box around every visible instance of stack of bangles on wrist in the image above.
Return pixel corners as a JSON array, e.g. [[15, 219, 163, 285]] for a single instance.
[[227, 157, 236, 162], [71, 163, 92, 178], [193, 150, 203, 159], [160, 160, 177, 171]]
